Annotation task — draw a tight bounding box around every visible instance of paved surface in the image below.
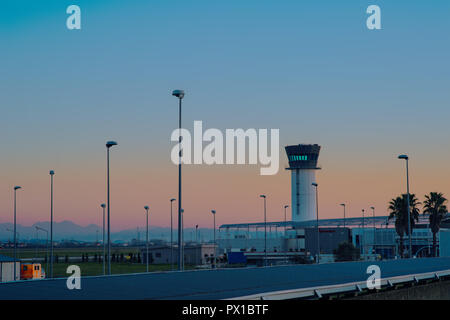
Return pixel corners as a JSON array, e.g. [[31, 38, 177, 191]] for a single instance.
[[1, 257, 450, 299]]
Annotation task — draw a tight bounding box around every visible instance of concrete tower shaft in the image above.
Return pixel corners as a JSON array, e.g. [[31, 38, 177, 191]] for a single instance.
[[285, 144, 321, 222]]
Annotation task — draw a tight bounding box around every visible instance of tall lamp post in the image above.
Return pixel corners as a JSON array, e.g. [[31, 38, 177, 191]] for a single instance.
[[106, 140, 118, 275], [259, 195, 267, 266], [144, 206, 150, 273], [6, 229, 19, 242], [13, 186, 22, 281], [371, 206, 376, 255], [211, 210, 216, 266], [172, 89, 185, 271], [170, 198, 176, 270], [181, 208, 184, 271], [340, 203, 346, 228], [49, 170, 55, 278], [312, 183, 319, 264], [35, 226, 49, 276], [398, 154, 412, 258], [100, 203, 106, 275], [284, 205, 289, 264], [362, 209, 365, 259], [6, 229, 19, 241], [283, 205, 289, 236]]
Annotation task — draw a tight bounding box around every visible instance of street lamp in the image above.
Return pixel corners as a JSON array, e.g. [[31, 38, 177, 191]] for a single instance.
[[144, 206, 150, 273], [100, 203, 106, 275], [362, 209, 365, 259], [283, 205, 289, 264], [106, 140, 118, 275], [312, 183, 319, 264], [13, 186, 22, 281], [211, 210, 216, 266], [35, 226, 49, 276], [340, 203, 346, 228], [172, 89, 185, 271], [371, 206, 376, 255], [49, 170, 55, 278], [170, 198, 176, 270], [6, 228, 19, 240], [259, 195, 267, 266], [180, 208, 184, 271], [283, 205, 289, 235], [398, 154, 412, 258]]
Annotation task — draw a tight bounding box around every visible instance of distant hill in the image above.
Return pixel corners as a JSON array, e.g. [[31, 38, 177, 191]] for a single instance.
[[0, 221, 215, 242]]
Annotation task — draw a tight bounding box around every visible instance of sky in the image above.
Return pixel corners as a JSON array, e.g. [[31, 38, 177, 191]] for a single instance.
[[0, 0, 450, 231]]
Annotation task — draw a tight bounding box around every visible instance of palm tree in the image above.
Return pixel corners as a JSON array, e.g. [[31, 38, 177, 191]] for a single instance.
[[388, 194, 420, 258], [388, 197, 405, 257], [423, 192, 448, 257]]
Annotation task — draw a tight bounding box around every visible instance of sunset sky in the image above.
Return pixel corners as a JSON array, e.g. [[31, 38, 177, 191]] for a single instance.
[[1, 0, 450, 231]]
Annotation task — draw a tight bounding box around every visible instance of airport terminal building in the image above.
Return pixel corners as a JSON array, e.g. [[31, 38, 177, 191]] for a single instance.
[[218, 144, 450, 264]]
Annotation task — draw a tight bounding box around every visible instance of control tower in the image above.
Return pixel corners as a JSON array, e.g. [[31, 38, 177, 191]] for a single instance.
[[285, 144, 321, 222]]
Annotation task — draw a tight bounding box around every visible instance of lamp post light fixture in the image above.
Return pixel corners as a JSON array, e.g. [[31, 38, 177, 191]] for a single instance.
[[311, 183, 320, 264], [170, 198, 176, 270], [13, 186, 22, 281], [100, 203, 106, 275], [144, 206, 150, 273], [398, 154, 412, 258], [340, 203, 346, 228], [259, 195, 267, 266], [49, 170, 55, 278], [172, 89, 185, 271], [106, 140, 118, 275]]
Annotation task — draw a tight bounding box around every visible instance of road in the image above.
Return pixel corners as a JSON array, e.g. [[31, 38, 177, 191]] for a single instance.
[[1, 257, 450, 299]]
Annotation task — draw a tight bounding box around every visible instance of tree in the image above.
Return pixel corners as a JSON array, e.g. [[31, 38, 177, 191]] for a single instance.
[[423, 192, 448, 257], [333, 242, 360, 262], [388, 194, 420, 258]]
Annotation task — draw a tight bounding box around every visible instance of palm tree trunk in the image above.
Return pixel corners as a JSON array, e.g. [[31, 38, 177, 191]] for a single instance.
[[399, 236, 404, 258], [433, 232, 437, 257]]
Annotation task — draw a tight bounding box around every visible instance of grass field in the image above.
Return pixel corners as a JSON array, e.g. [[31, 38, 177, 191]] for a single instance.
[[0, 247, 141, 259], [1, 247, 196, 277]]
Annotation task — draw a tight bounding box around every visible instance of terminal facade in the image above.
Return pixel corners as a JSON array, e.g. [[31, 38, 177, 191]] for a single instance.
[[218, 144, 450, 264]]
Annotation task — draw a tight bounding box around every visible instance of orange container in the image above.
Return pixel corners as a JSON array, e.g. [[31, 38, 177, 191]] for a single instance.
[[20, 263, 43, 280]]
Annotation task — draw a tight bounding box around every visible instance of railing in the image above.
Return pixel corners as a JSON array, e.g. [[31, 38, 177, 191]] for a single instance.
[[226, 269, 450, 300]]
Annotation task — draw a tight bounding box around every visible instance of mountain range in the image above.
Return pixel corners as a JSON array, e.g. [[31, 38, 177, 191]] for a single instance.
[[0, 220, 215, 243]]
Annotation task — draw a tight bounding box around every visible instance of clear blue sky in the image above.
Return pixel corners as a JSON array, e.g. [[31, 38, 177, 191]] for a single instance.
[[1, 1, 449, 229]]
